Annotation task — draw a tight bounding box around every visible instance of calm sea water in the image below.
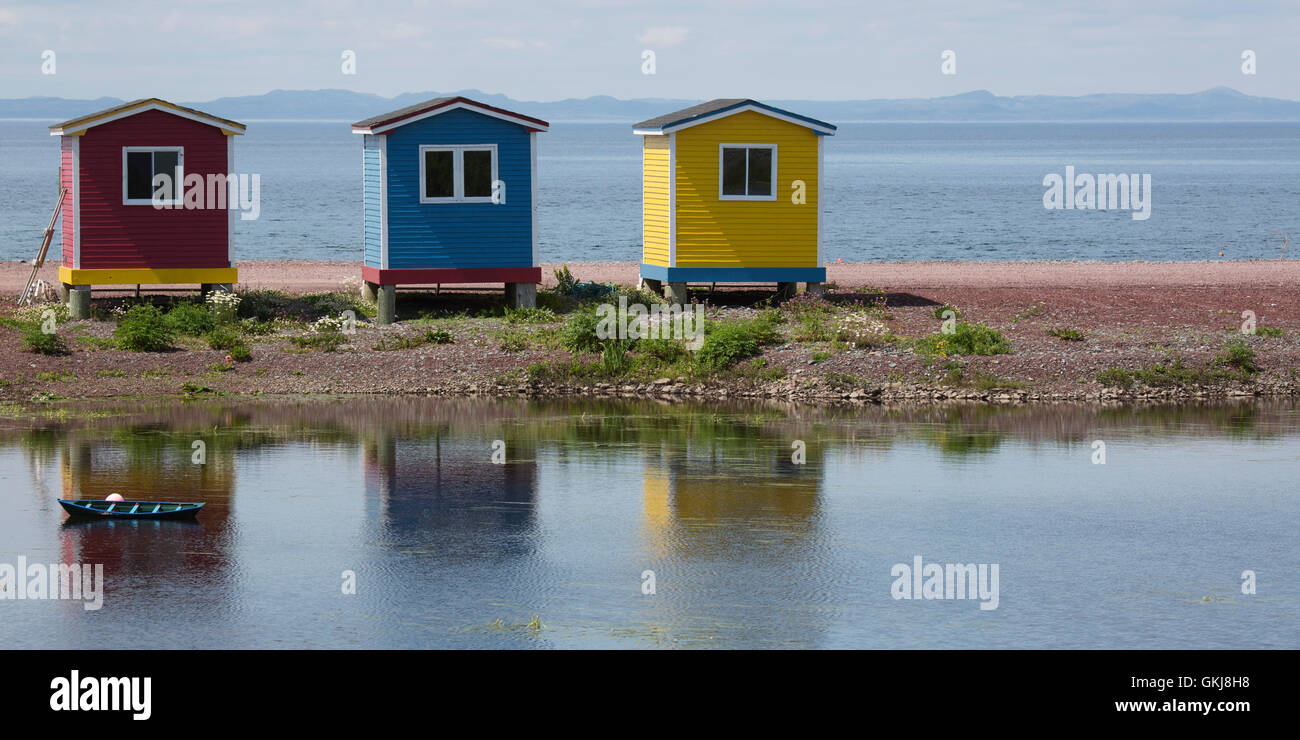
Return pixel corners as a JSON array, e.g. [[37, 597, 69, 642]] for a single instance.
[[1, 397, 1296, 649], [0, 120, 1296, 263]]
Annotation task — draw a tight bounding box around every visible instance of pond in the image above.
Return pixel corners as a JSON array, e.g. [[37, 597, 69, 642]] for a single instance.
[[1, 397, 1296, 648]]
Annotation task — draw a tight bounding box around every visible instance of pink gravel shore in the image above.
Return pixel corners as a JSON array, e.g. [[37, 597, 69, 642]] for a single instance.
[[5, 259, 1300, 295]]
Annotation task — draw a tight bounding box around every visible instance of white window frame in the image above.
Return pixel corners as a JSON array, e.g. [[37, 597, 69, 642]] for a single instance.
[[122, 146, 184, 206], [418, 144, 498, 204], [717, 143, 777, 201]]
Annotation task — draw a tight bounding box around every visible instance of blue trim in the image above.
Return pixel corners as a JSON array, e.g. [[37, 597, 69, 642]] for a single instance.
[[639, 264, 826, 283]]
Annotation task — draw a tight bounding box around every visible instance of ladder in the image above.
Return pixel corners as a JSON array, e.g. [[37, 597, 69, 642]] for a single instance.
[[18, 188, 68, 306]]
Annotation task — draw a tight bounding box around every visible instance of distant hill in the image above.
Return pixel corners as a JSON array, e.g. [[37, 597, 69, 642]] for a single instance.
[[5, 87, 1300, 123]]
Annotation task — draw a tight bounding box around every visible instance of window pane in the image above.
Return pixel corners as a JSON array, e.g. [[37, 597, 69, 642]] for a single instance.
[[126, 152, 154, 200], [747, 148, 772, 196], [721, 148, 747, 195], [424, 150, 454, 198], [152, 151, 180, 200], [463, 150, 493, 198]]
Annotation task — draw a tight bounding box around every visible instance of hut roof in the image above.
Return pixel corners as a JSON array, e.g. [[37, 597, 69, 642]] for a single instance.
[[49, 98, 245, 136], [633, 98, 835, 135], [352, 96, 549, 134]]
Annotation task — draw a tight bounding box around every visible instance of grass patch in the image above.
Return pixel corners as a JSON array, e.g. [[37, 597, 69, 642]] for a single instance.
[[289, 332, 348, 352], [1047, 327, 1087, 341], [23, 326, 70, 355], [913, 322, 1011, 359], [503, 306, 558, 324], [373, 327, 454, 351]]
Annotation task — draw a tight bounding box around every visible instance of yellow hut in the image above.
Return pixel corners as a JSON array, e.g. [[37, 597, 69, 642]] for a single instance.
[[633, 99, 835, 301]]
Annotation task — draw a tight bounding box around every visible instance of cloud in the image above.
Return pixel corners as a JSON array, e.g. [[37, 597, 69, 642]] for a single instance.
[[636, 25, 690, 47]]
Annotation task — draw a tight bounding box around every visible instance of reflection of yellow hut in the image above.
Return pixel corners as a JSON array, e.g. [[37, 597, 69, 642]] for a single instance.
[[640, 442, 823, 557]]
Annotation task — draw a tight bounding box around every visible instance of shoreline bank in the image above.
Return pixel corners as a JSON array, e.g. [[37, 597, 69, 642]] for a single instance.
[[3, 260, 1298, 406]]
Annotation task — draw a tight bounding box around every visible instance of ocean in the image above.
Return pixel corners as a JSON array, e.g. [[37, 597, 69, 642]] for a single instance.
[[1, 120, 1295, 263]]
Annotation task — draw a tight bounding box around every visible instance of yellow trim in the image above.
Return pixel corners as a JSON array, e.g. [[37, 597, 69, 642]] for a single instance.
[[58, 266, 237, 286]]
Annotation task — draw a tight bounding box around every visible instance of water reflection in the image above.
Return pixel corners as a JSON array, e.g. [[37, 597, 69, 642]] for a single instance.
[[0, 397, 1296, 648]]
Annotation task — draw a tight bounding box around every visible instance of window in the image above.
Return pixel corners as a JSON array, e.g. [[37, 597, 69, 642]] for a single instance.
[[718, 144, 776, 200], [122, 147, 183, 205], [419, 145, 497, 203]]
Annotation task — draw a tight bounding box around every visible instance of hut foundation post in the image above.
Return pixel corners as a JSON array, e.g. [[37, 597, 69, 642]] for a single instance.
[[376, 285, 396, 325], [505, 282, 537, 309], [67, 285, 91, 320], [663, 282, 689, 304], [805, 282, 824, 297], [776, 282, 797, 299], [361, 281, 378, 303]]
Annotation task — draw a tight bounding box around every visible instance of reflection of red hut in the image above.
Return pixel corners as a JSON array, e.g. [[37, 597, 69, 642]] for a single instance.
[[48, 99, 245, 317]]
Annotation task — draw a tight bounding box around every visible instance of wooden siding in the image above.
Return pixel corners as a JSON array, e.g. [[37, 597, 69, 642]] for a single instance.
[[363, 135, 384, 268], [673, 110, 819, 268], [60, 137, 75, 266], [74, 109, 230, 269], [642, 135, 671, 266], [383, 107, 533, 270]]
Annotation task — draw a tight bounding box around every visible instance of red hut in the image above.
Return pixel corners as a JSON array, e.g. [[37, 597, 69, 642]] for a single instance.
[[48, 99, 245, 317]]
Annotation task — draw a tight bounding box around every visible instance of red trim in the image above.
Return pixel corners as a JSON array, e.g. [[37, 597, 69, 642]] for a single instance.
[[354, 96, 549, 133], [362, 266, 541, 286]]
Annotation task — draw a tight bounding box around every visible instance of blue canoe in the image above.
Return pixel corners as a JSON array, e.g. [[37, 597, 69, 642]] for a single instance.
[[59, 499, 205, 520]]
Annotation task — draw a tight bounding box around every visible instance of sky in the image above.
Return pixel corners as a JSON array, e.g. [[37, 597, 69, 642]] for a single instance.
[[1, 0, 1297, 103]]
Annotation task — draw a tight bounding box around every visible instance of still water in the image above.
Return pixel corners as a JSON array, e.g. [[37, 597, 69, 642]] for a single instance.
[[1, 397, 1297, 649], [2, 121, 1297, 262]]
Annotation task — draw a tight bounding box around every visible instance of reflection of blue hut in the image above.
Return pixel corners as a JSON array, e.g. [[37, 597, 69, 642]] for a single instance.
[[351, 96, 549, 324], [363, 433, 538, 554]]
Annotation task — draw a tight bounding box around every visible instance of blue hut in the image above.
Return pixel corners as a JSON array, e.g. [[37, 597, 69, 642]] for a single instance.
[[351, 96, 549, 323]]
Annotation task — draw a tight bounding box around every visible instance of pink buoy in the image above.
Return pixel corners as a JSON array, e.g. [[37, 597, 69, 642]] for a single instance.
[[105, 493, 125, 502]]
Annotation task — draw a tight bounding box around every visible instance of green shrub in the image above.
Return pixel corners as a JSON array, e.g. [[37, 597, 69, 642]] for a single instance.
[[1216, 340, 1259, 374], [697, 321, 766, 370], [205, 326, 243, 351], [165, 302, 215, 336], [237, 289, 293, 321], [1254, 326, 1284, 338], [638, 337, 687, 363], [114, 305, 174, 352], [1096, 368, 1135, 388], [290, 332, 347, 352], [560, 309, 608, 353], [913, 322, 1011, 358], [22, 326, 69, 355], [228, 345, 252, 362], [932, 304, 961, 320]]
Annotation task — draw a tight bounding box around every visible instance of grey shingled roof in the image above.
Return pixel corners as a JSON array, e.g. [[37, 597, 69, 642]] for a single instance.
[[632, 99, 749, 130], [352, 95, 549, 131], [351, 96, 457, 129]]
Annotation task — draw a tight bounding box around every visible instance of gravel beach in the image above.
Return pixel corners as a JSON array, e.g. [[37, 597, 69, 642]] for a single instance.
[[3, 259, 1298, 405]]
